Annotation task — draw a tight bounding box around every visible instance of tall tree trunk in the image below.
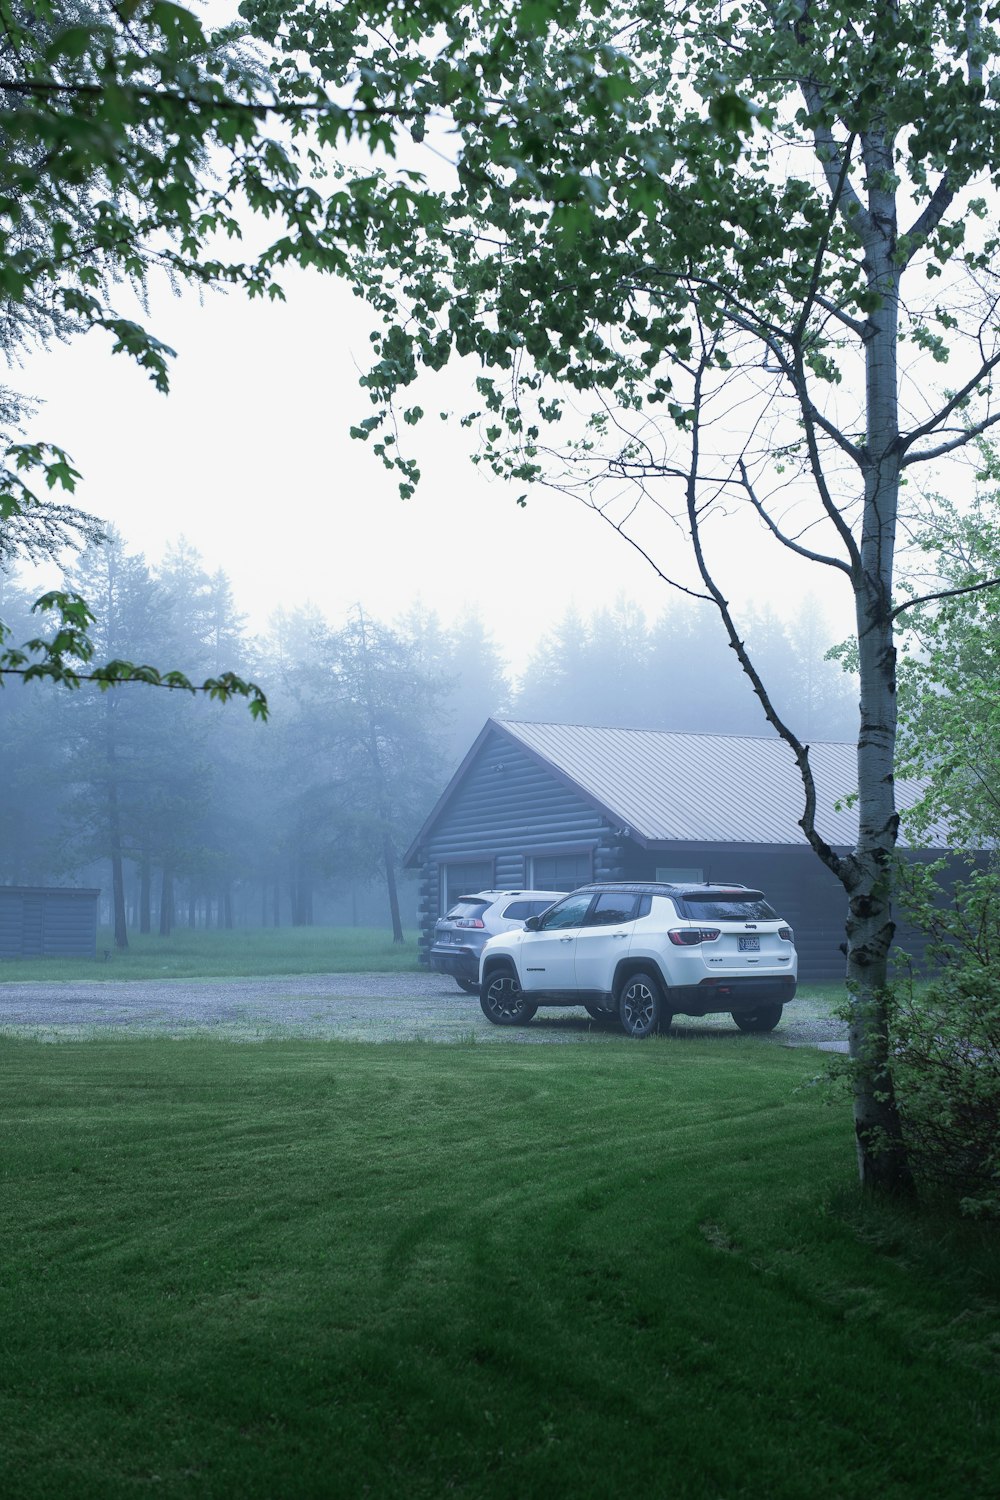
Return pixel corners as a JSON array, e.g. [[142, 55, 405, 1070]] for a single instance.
[[845, 133, 915, 1198], [159, 864, 174, 937], [139, 854, 151, 935], [222, 884, 233, 930], [382, 829, 404, 944], [108, 794, 128, 951]]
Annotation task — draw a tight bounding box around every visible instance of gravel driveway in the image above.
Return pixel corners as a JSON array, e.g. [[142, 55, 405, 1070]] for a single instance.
[[0, 971, 848, 1048]]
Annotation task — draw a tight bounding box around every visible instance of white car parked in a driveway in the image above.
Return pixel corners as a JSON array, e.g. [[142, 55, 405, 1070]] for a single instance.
[[479, 881, 798, 1037]]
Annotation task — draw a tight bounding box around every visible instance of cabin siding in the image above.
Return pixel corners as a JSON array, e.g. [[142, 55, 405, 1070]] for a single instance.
[[414, 727, 616, 966], [407, 720, 951, 984], [0, 887, 99, 959], [616, 842, 849, 982]]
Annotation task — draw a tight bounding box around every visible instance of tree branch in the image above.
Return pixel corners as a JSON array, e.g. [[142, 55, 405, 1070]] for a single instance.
[[890, 574, 1000, 623], [813, 292, 868, 339], [899, 353, 1000, 465], [559, 481, 715, 607], [722, 305, 866, 466], [901, 174, 956, 267], [684, 348, 851, 883], [792, 131, 858, 345], [0, 76, 404, 124], [902, 412, 1000, 468], [737, 459, 852, 573]]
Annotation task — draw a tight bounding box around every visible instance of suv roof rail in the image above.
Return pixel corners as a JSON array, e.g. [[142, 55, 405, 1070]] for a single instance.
[[577, 880, 756, 897]]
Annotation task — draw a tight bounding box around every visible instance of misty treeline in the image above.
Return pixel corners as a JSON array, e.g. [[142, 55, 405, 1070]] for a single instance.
[[0, 532, 855, 945]]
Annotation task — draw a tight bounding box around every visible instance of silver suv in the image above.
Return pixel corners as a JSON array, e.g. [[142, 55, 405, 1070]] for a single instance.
[[430, 889, 564, 993], [479, 881, 797, 1036]]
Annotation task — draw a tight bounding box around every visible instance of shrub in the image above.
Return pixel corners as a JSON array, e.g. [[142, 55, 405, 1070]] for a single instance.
[[891, 863, 1000, 1217]]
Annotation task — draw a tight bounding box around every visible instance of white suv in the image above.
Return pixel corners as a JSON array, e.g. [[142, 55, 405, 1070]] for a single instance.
[[478, 882, 797, 1037]]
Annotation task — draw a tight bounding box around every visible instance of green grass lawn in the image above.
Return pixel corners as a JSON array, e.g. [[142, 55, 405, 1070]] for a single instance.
[[0, 925, 423, 982], [2, 1037, 998, 1498]]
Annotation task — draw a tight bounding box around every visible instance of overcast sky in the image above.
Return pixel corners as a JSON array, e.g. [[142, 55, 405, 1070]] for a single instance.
[[10, 0, 871, 684], [11, 1, 984, 682], [14, 252, 862, 678]]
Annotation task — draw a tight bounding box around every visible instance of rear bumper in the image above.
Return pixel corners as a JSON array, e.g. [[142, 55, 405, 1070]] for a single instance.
[[670, 974, 797, 1016], [429, 945, 479, 982]]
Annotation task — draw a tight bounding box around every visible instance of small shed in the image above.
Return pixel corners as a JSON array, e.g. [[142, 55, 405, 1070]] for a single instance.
[[404, 719, 950, 983], [0, 886, 100, 960]]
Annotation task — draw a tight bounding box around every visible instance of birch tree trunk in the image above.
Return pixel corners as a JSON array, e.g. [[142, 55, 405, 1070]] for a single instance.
[[840, 122, 916, 1196]]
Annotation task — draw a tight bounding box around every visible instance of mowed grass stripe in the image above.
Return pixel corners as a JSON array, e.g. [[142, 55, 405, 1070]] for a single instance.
[[2, 1039, 998, 1499]]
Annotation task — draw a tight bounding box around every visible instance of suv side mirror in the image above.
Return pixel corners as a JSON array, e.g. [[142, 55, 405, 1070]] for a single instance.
[[523, 915, 541, 931]]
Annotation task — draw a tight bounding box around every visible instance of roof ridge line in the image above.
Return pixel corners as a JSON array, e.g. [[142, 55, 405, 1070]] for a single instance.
[[499, 718, 853, 747]]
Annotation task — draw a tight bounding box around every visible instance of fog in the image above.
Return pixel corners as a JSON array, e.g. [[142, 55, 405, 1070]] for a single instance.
[[0, 524, 857, 942], [13, 264, 856, 685], [6, 212, 860, 945]]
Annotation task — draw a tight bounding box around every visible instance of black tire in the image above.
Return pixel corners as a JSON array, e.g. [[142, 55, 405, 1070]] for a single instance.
[[585, 1002, 621, 1029], [732, 1003, 783, 1033], [618, 972, 665, 1039], [480, 969, 538, 1026], [456, 978, 480, 994]]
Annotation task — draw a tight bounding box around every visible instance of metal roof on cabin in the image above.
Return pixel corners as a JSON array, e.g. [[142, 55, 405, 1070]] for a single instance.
[[496, 720, 948, 849]]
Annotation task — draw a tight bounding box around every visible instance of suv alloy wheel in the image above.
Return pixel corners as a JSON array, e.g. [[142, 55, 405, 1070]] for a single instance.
[[480, 968, 539, 1026], [618, 971, 667, 1038]]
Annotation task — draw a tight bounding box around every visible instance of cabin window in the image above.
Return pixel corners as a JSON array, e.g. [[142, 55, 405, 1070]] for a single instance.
[[441, 861, 495, 910], [655, 866, 704, 884], [528, 851, 593, 891]]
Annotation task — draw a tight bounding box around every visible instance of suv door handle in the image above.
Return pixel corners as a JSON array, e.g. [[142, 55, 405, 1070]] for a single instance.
[[559, 936, 573, 943]]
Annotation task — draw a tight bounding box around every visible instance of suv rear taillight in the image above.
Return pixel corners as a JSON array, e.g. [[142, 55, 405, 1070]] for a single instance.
[[778, 926, 794, 943], [454, 917, 485, 929], [667, 928, 721, 946]]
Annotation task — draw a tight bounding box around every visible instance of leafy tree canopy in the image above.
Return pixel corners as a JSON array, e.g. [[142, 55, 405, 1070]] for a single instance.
[[254, 0, 1000, 1197], [897, 459, 1000, 849], [1, 0, 629, 697], [279, 1, 1000, 493]]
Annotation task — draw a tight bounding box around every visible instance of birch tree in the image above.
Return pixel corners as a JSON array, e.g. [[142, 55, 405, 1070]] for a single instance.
[[267, 0, 1000, 1195]]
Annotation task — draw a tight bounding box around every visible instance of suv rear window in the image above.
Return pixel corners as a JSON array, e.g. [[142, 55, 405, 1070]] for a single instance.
[[446, 900, 491, 920], [501, 899, 555, 920], [674, 891, 777, 921]]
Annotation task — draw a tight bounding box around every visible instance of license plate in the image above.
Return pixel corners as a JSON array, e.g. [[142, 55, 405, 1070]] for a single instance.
[[738, 936, 760, 952]]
